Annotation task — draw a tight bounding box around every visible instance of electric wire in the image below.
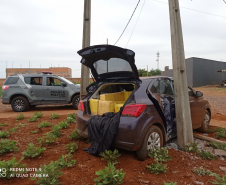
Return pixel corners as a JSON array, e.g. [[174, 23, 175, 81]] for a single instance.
[[114, 0, 141, 45], [125, 0, 147, 47], [223, 0, 226, 4], [152, 0, 226, 19]]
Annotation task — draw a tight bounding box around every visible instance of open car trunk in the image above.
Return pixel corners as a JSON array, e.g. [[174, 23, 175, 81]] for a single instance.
[[86, 83, 136, 116]]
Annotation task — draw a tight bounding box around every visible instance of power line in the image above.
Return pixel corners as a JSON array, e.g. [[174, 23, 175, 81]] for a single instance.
[[114, 0, 141, 45], [125, 0, 147, 47], [223, 0, 226, 4], [152, 0, 226, 19]]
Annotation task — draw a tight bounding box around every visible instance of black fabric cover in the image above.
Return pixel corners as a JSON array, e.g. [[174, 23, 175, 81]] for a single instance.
[[86, 112, 121, 155]]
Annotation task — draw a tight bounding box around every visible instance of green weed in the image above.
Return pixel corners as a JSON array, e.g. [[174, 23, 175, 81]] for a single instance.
[[22, 143, 46, 158], [208, 141, 226, 151], [146, 163, 168, 174], [94, 163, 125, 185], [67, 117, 75, 123], [67, 113, 76, 119], [100, 149, 121, 164], [2, 123, 8, 126], [15, 113, 25, 121], [9, 127, 18, 133], [0, 131, 10, 138], [69, 129, 80, 140], [0, 139, 19, 155], [0, 158, 26, 179], [192, 166, 214, 176], [65, 142, 78, 154], [58, 120, 69, 129], [39, 132, 58, 145], [28, 116, 39, 122], [34, 112, 43, 118], [206, 128, 215, 133], [198, 150, 218, 160], [49, 113, 60, 120], [30, 130, 38, 134], [212, 174, 226, 185], [51, 125, 62, 137], [148, 147, 172, 163], [55, 153, 76, 169], [38, 121, 51, 128], [184, 143, 199, 153]]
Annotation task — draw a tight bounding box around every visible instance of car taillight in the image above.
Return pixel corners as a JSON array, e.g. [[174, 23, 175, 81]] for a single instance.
[[78, 101, 84, 111], [121, 104, 147, 118], [2, 86, 9, 90]]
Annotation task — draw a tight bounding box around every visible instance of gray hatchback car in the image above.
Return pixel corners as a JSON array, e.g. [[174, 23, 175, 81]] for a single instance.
[[1, 72, 80, 112]]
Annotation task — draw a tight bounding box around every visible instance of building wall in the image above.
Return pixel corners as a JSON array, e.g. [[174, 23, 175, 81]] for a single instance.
[[6, 67, 72, 78], [192, 58, 226, 87], [161, 57, 226, 87]]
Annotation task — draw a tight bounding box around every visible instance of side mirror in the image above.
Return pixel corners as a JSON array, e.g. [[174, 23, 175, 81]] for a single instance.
[[61, 82, 67, 87], [196, 91, 203, 98]]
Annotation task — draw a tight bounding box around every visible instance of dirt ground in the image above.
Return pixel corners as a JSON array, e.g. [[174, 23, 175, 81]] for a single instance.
[[0, 86, 226, 185]]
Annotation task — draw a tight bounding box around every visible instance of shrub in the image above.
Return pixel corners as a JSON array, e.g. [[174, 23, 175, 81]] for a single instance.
[[65, 142, 78, 154], [38, 121, 51, 128], [0, 131, 10, 138], [198, 150, 218, 160], [31, 130, 38, 134], [69, 129, 80, 140], [58, 120, 69, 129], [55, 153, 76, 169], [22, 143, 46, 158], [100, 149, 121, 164], [15, 113, 25, 121], [30, 161, 63, 185], [34, 112, 43, 118], [9, 127, 18, 133], [0, 139, 19, 155], [148, 147, 172, 163], [28, 116, 39, 122], [192, 166, 214, 176], [51, 125, 62, 137], [39, 132, 58, 145], [0, 158, 26, 179], [146, 163, 168, 174], [94, 163, 125, 185], [184, 143, 198, 153], [49, 113, 60, 120]]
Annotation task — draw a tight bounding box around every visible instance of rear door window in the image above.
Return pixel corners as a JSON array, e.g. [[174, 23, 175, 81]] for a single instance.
[[159, 79, 174, 95], [4, 77, 19, 85], [150, 80, 159, 93], [47, 77, 63, 86], [26, 77, 43, 85]]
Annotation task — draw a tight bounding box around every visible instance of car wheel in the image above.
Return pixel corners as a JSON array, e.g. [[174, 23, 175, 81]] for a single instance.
[[72, 95, 80, 110], [136, 125, 163, 161], [11, 96, 29, 112], [198, 110, 210, 133]]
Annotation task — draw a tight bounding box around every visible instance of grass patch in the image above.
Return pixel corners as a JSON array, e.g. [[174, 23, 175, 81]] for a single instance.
[[100, 149, 121, 164], [215, 127, 226, 139], [208, 141, 226, 151], [58, 120, 69, 129], [0, 131, 10, 138], [28, 116, 39, 122], [146, 163, 168, 174], [55, 153, 76, 169], [69, 129, 81, 140], [34, 112, 43, 118], [65, 142, 78, 154], [148, 147, 172, 163], [15, 113, 25, 121], [51, 125, 62, 137], [39, 132, 58, 145], [22, 143, 46, 158], [0, 139, 19, 155], [192, 166, 214, 176], [9, 127, 18, 133], [31, 130, 38, 134]]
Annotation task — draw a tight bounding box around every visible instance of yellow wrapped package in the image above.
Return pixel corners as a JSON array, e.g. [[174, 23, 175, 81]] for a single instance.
[[115, 103, 124, 113], [98, 100, 115, 115], [90, 99, 99, 115], [113, 92, 125, 101], [100, 93, 115, 101], [123, 91, 132, 101]]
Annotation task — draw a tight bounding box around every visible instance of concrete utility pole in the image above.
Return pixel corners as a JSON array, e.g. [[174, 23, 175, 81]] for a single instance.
[[168, 0, 194, 147], [80, 0, 91, 100], [156, 51, 160, 69]]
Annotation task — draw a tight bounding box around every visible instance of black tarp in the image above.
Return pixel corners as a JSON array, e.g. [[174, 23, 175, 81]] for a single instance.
[[86, 112, 121, 155]]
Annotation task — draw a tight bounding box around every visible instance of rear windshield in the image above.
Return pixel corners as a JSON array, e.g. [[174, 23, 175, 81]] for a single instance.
[[4, 77, 19, 85], [93, 58, 132, 74]]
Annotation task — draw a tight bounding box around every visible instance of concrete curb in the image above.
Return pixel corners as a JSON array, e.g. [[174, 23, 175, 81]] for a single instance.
[[194, 133, 226, 144]]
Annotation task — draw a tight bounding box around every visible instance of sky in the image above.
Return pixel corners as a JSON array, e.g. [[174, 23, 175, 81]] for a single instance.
[[0, 0, 226, 78]]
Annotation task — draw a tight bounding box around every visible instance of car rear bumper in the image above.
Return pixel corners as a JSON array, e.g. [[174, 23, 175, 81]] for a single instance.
[[76, 110, 139, 151], [1, 98, 10, 104]]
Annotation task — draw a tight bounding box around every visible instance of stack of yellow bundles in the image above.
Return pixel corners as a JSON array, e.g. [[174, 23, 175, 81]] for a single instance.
[[114, 92, 125, 101], [123, 91, 132, 101], [115, 103, 124, 113], [90, 99, 99, 115], [98, 100, 115, 115], [100, 93, 115, 101]]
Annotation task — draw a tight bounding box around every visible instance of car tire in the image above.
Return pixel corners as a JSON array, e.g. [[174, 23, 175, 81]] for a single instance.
[[72, 95, 80, 110], [197, 109, 210, 133], [11, 96, 29, 112], [136, 125, 164, 161]]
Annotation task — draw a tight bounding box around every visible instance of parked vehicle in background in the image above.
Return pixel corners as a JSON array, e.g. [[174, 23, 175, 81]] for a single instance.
[[1, 72, 80, 112], [76, 45, 211, 160]]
